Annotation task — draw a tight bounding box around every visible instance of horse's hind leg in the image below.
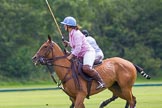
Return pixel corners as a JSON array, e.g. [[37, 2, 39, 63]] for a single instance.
[[133, 96, 137, 107], [108, 82, 136, 108], [125, 95, 136, 108], [120, 88, 136, 108], [99, 95, 118, 108]]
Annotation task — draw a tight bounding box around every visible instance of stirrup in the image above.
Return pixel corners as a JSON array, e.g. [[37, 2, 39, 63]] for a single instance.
[[96, 82, 105, 90]]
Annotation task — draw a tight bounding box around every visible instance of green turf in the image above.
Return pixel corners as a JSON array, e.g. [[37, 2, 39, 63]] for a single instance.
[[0, 86, 162, 108]]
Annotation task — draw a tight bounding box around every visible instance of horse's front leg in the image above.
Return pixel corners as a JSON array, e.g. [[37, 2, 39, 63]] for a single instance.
[[125, 101, 129, 108], [69, 96, 75, 108], [74, 93, 86, 108]]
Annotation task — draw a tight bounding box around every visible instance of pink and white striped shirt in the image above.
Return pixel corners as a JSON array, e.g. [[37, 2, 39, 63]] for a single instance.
[[69, 29, 94, 58]]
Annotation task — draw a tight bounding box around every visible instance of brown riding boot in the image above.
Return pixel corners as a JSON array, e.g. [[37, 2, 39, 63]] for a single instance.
[[92, 72, 106, 89], [82, 65, 105, 90]]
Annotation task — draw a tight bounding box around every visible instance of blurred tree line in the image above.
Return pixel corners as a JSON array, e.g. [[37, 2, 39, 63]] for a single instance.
[[0, 0, 161, 83]]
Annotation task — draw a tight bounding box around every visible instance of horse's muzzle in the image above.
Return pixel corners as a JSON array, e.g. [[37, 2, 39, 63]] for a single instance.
[[32, 55, 47, 65], [32, 55, 39, 65]]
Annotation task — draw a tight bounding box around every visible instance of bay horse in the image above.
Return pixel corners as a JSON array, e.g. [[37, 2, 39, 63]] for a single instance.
[[32, 36, 150, 108]]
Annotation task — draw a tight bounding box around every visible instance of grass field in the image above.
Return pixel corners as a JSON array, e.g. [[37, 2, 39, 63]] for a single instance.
[[0, 86, 162, 108]]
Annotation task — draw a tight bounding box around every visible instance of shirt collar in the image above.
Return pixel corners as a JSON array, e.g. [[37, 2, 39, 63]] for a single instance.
[[69, 29, 75, 37]]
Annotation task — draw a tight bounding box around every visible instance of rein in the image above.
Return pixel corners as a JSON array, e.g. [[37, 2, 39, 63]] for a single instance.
[[39, 43, 74, 97], [42, 54, 71, 82], [44, 54, 73, 98], [44, 55, 70, 68]]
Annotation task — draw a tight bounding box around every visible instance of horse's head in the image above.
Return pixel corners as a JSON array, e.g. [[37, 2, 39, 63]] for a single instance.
[[32, 35, 55, 65]]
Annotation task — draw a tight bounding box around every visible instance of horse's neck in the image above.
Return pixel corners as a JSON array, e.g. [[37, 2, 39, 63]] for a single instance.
[[52, 43, 71, 81]]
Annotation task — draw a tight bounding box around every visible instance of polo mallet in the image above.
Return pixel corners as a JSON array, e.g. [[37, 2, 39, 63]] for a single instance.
[[45, 0, 65, 41], [45, 1, 72, 97], [45, 0, 69, 55]]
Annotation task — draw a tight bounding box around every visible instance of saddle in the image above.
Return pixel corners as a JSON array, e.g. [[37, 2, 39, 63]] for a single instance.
[[71, 58, 102, 99]]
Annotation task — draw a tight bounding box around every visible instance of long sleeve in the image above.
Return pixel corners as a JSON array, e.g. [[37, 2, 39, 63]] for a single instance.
[[69, 29, 94, 58]]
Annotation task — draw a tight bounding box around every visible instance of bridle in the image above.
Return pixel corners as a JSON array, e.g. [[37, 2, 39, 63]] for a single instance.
[[39, 42, 73, 82], [35, 42, 74, 97], [37, 42, 69, 68], [35, 42, 72, 82]]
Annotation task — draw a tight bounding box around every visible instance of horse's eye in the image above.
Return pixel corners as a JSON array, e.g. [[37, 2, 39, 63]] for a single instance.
[[44, 46, 48, 48]]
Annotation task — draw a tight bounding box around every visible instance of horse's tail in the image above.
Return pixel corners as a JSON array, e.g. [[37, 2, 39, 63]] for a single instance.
[[134, 64, 151, 79]]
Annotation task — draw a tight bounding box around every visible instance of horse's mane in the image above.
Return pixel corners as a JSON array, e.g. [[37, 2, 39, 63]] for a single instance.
[[51, 41, 65, 56]]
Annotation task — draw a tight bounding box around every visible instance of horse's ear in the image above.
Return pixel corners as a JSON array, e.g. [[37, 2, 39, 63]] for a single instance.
[[48, 35, 51, 42]]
